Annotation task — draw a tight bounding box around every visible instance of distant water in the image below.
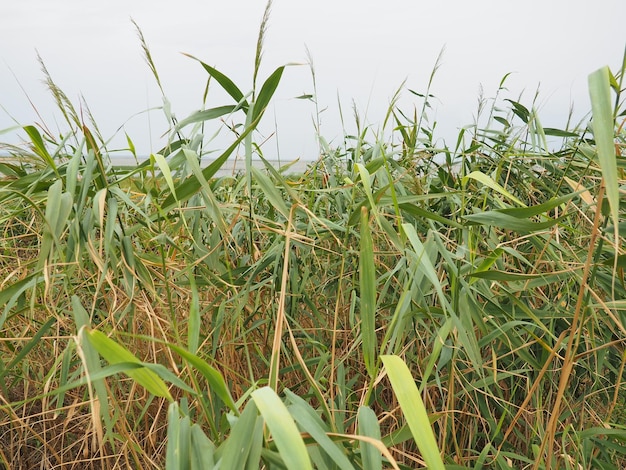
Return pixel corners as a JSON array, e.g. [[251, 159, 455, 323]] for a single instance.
[[1, 154, 315, 177], [113, 156, 314, 177]]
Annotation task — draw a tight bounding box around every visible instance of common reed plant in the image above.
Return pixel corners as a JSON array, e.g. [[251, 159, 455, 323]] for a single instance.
[[0, 4, 625, 468]]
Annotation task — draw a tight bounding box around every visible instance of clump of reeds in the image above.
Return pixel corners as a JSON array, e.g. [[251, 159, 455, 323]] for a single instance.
[[0, 4, 625, 469]]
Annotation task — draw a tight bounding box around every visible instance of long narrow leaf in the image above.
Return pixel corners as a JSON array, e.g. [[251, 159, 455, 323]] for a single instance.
[[152, 153, 177, 201], [167, 344, 238, 413], [166, 403, 183, 470], [71, 297, 114, 431], [463, 211, 563, 232], [218, 399, 261, 468], [285, 389, 354, 470], [250, 166, 290, 219], [191, 424, 215, 469], [23, 125, 57, 173], [252, 66, 285, 122], [360, 207, 377, 379], [85, 329, 173, 401], [402, 224, 449, 312], [381, 355, 445, 470], [173, 105, 238, 133], [589, 66, 619, 235], [495, 192, 579, 218], [160, 115, 259, 211], [462, 170, 526, 207], [183, 54, 248, 111], [0, 274, 42, 331], [2, 317, 55, 374], [251, 387, 313, 470], [358, 406, 382, 470]]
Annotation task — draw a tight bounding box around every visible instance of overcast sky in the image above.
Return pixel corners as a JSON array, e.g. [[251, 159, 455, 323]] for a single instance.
[[1, 0, 624, 160]]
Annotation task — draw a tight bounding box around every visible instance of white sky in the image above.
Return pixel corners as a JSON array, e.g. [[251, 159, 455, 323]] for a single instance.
[[1, 0, 624, 160]]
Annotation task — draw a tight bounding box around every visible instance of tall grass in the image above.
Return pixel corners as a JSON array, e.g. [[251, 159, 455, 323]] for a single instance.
[[0, 6, 625, 468]]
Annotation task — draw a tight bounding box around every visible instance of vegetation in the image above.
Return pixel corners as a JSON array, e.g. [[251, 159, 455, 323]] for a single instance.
[[1, 4, 625, 468]]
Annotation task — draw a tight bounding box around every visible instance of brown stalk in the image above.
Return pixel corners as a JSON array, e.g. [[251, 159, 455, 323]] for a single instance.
[[268, 204, 295, 390], [535, 185, 605, 470]]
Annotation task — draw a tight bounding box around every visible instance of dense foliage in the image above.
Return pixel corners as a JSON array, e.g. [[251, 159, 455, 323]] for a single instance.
[[1, 6, 625, 469]]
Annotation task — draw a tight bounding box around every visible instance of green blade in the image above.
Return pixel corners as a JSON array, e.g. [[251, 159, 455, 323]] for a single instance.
[[85, 329, 173, 401], [381, 355, 444, 470], [589, 66, 619, 236], [359, 207, 378, 379], [251, 387, 313, 470]]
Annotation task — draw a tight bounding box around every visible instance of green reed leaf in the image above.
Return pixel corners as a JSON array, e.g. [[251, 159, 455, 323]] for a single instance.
[[357, 406, 382, 470], [495, 192, 578, 218], [462, 170, 526, 207], [360, 206, 377, 380], [174, 105, 238, 133], [0, 317, 55, 397], [160, 117, 258, 210], [152, 153, 177, 201], [85, 329, 173, 401], [250, 166, 290, 219], [184, 54, 248, 111], [23, 125, 57, 173], [70, 296, 113, 432], [251, 387, 313, 470], [381, 355, 444, 470], [463, 211, 562, 232], [402, 224, 449, 312], [218, 400, 261, 469], [286, 390, 354, 469], [187, 276, 200, 354], [589, 66, 619, 235], [252, 66, 285, 123], [38, 180, 73, 268], [191, 424, 215, 469], [167, 344, 238, 413], [166, 402, 191, 470]]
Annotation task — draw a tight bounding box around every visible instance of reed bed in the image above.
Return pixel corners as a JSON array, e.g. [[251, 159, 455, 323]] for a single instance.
[[0, 4, 625, 469]]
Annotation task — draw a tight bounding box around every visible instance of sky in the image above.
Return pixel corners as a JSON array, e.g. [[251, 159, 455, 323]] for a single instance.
[[1, 0, 624, 161]]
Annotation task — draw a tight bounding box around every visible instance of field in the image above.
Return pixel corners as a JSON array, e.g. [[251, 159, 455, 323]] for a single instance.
[[1, 6, 625, 469]]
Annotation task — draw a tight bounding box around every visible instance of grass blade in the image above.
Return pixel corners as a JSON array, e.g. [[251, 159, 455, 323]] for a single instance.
[[218, 400, 262, 469], [152, 153, 177, 201], [462, 211, 562, 232], [160, 115, 259, 211], [23, 125, 57, 174], [401, 224, 449, 312], [187, 276, 200, 354], [357, 406, 382, 470], [85, 329, 173, 401], [250, 166, 290, 219], [2, 317, 55, 375], [173, 105, 238, 132], [589, 66, 619, 235], [190, 424, 215, 469], [285, 389, 354, 470], [359, 206, 377, 380], [71, 296, 114, 436], [167, 344, 238, 413], [252, 66, 285, 122], [0, 274, 42, 331], [38, 179, 73, 268], [462, 170, 526, 207], [166, 402, 192, 470], [251, 387, 313, 470], [380, 355, 445, 470], [183, 54, 248, 111]]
